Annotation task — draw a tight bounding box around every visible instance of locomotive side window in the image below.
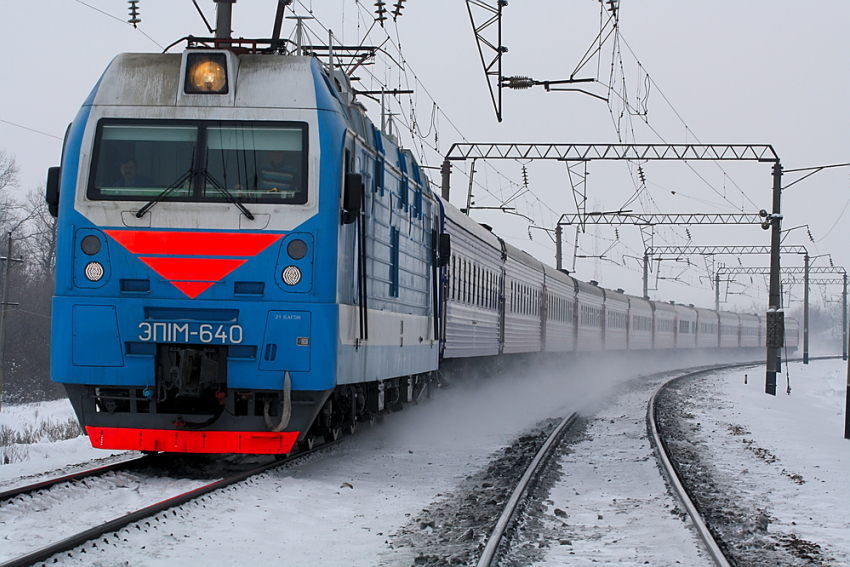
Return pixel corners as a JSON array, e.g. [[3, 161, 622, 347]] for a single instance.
[[88, 119, 308, 205]]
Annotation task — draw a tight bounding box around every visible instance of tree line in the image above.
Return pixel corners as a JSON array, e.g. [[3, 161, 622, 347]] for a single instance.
[[0, 150, 62, 404]]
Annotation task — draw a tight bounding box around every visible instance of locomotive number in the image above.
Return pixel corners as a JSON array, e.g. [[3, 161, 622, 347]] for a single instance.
[[138, 322, 244, 344]]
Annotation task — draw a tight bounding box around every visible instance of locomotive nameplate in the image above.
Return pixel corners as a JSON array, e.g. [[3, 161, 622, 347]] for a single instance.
[[138, 321, 244, 344]]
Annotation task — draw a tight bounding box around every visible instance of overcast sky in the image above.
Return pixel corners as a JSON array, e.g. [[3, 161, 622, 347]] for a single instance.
[[1, 1, 848, 312]]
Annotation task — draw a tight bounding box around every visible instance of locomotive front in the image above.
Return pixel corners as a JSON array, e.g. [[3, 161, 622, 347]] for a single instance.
[[48, 48, 349, 454]]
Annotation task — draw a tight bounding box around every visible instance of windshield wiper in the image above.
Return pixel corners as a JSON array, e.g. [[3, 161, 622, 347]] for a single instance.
[[201, 170, 255, 220], [136, 168, 197, 218]]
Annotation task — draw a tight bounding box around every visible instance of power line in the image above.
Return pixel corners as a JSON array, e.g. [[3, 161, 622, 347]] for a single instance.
[[0, 119, 62, 141], [71, 0, 163, 49]]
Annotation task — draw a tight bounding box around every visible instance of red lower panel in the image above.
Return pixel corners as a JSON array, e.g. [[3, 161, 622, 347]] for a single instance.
[[86, 426, 299, 455]]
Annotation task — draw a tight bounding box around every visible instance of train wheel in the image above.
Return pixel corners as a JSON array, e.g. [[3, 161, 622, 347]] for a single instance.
[[324, 428, 341, 443], [299, 436, 316, 452]]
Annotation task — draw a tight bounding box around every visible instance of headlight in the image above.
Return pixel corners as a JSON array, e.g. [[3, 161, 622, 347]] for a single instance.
[[287, 239, 308, 260], [281, 266, 302, 286], [81, 235, 102, 255], [185, 53, 228, 94], [84, 262, 105, 282]]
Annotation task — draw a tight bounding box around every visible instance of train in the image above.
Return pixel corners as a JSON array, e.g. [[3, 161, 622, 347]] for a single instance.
[[45, 26, 798, 456]]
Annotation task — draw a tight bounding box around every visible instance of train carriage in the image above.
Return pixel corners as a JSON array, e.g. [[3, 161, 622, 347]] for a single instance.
[[575, 281, 605, 351], [718, 312, 741, 348], [441, 205, 504, 359], [602, 287, 629, 351], [502, 244, 546, 354], [674, 304, 698, 349], [785, 317, 800, 350], [695, 307, 720, 348], [652, 302, 677, 349], [739, 314, 760, 348], [627, 295, 654, 350], [542, 265, 577, 353]]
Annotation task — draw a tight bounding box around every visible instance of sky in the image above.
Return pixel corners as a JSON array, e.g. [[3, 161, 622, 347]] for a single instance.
[[1, 0, 848, 313]]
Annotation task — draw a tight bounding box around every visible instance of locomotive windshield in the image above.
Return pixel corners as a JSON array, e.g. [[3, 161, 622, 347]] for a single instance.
[[88, 120, 308, 205]]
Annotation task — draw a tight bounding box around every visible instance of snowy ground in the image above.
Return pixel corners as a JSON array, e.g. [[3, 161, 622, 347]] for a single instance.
[[659, 359, 850, 566], [0, 356, 847, 566]]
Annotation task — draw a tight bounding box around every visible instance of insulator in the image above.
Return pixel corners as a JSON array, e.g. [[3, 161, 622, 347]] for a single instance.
[[128, 0, 141, 28], [521, 165, 529, 187], [392, 0, 406, 19], [375, 0, 387, 25], [807, 228, 814, 242], [638, 165, 646, 185], [685, 228, 691, 240], [830, 258, 834, 267], [505, 76, 534, 90], [614, 228, 619, 240]]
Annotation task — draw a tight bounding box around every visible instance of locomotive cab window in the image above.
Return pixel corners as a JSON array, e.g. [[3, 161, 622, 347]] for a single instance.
[[88, 120, 308, 205]]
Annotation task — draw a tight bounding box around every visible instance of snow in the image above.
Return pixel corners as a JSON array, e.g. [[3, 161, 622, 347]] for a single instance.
[[0, 400, 127, 488], [0, 357, 847, 565], [677, 359, 850, 565]]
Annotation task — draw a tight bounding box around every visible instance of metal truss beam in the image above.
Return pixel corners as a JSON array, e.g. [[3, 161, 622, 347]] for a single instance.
[[646, 245, 807, 257], [445, 143, 779, 162], [782, 278, 846, 286], [559, 213, 764, 226], [718, 266, 846, 276]]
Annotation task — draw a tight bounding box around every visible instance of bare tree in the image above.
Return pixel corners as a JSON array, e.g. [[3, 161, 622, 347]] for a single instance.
[[0, 157, 63, 403], [19, 187, 57, 278], [0, 150, 21, 231]]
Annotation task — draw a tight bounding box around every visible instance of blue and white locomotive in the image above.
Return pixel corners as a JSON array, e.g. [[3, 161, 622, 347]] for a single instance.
[[46, 21, 797, 456], [47, 31, 445, 454]]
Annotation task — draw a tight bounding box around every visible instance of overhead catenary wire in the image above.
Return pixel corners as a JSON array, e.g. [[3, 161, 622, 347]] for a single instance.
[[71, 0, 163, 49]]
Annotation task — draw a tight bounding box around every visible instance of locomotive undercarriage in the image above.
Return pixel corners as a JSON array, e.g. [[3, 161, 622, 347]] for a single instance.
[[295, 371, 437, 450], [63, 340, 438, 453]]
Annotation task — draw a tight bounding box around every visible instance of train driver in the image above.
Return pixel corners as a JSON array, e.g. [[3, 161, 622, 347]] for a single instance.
[[112, 157, 156, 188], [257, 150, 300, 197]]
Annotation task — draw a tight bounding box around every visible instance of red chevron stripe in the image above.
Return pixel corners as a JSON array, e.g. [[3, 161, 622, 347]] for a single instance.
[[105, 230, 283, 256], [169, 281, 216, 299], [139, 257, 247, 282]]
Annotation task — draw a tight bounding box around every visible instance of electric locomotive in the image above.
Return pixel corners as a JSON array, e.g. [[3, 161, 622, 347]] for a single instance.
[[46, 36, 443, 454]]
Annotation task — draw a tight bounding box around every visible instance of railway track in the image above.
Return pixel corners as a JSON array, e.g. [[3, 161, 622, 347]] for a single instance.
[[0, 439, 346, 567], [648, 368, 734, 567], [0, 454, 152, 504], [475, 412, 579, 567], [474, 364, 754, 567]]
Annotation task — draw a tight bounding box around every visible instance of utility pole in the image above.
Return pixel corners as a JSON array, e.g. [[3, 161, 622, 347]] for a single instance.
[[803, 254, 809, 364], [841, 273, 847, 360], [765, 162, 783, 395], [555, 224, 563, 271], [0, 232, 24, 412]]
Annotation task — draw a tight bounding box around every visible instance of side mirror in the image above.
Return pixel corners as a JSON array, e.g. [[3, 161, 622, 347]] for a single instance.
[[438, 233, 451, 267], [342, 172, 363, 225], [46, 166, 61, 218]]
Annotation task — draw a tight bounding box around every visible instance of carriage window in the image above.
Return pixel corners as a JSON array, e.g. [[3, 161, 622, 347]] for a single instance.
[[88, 120, 307, 205]]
